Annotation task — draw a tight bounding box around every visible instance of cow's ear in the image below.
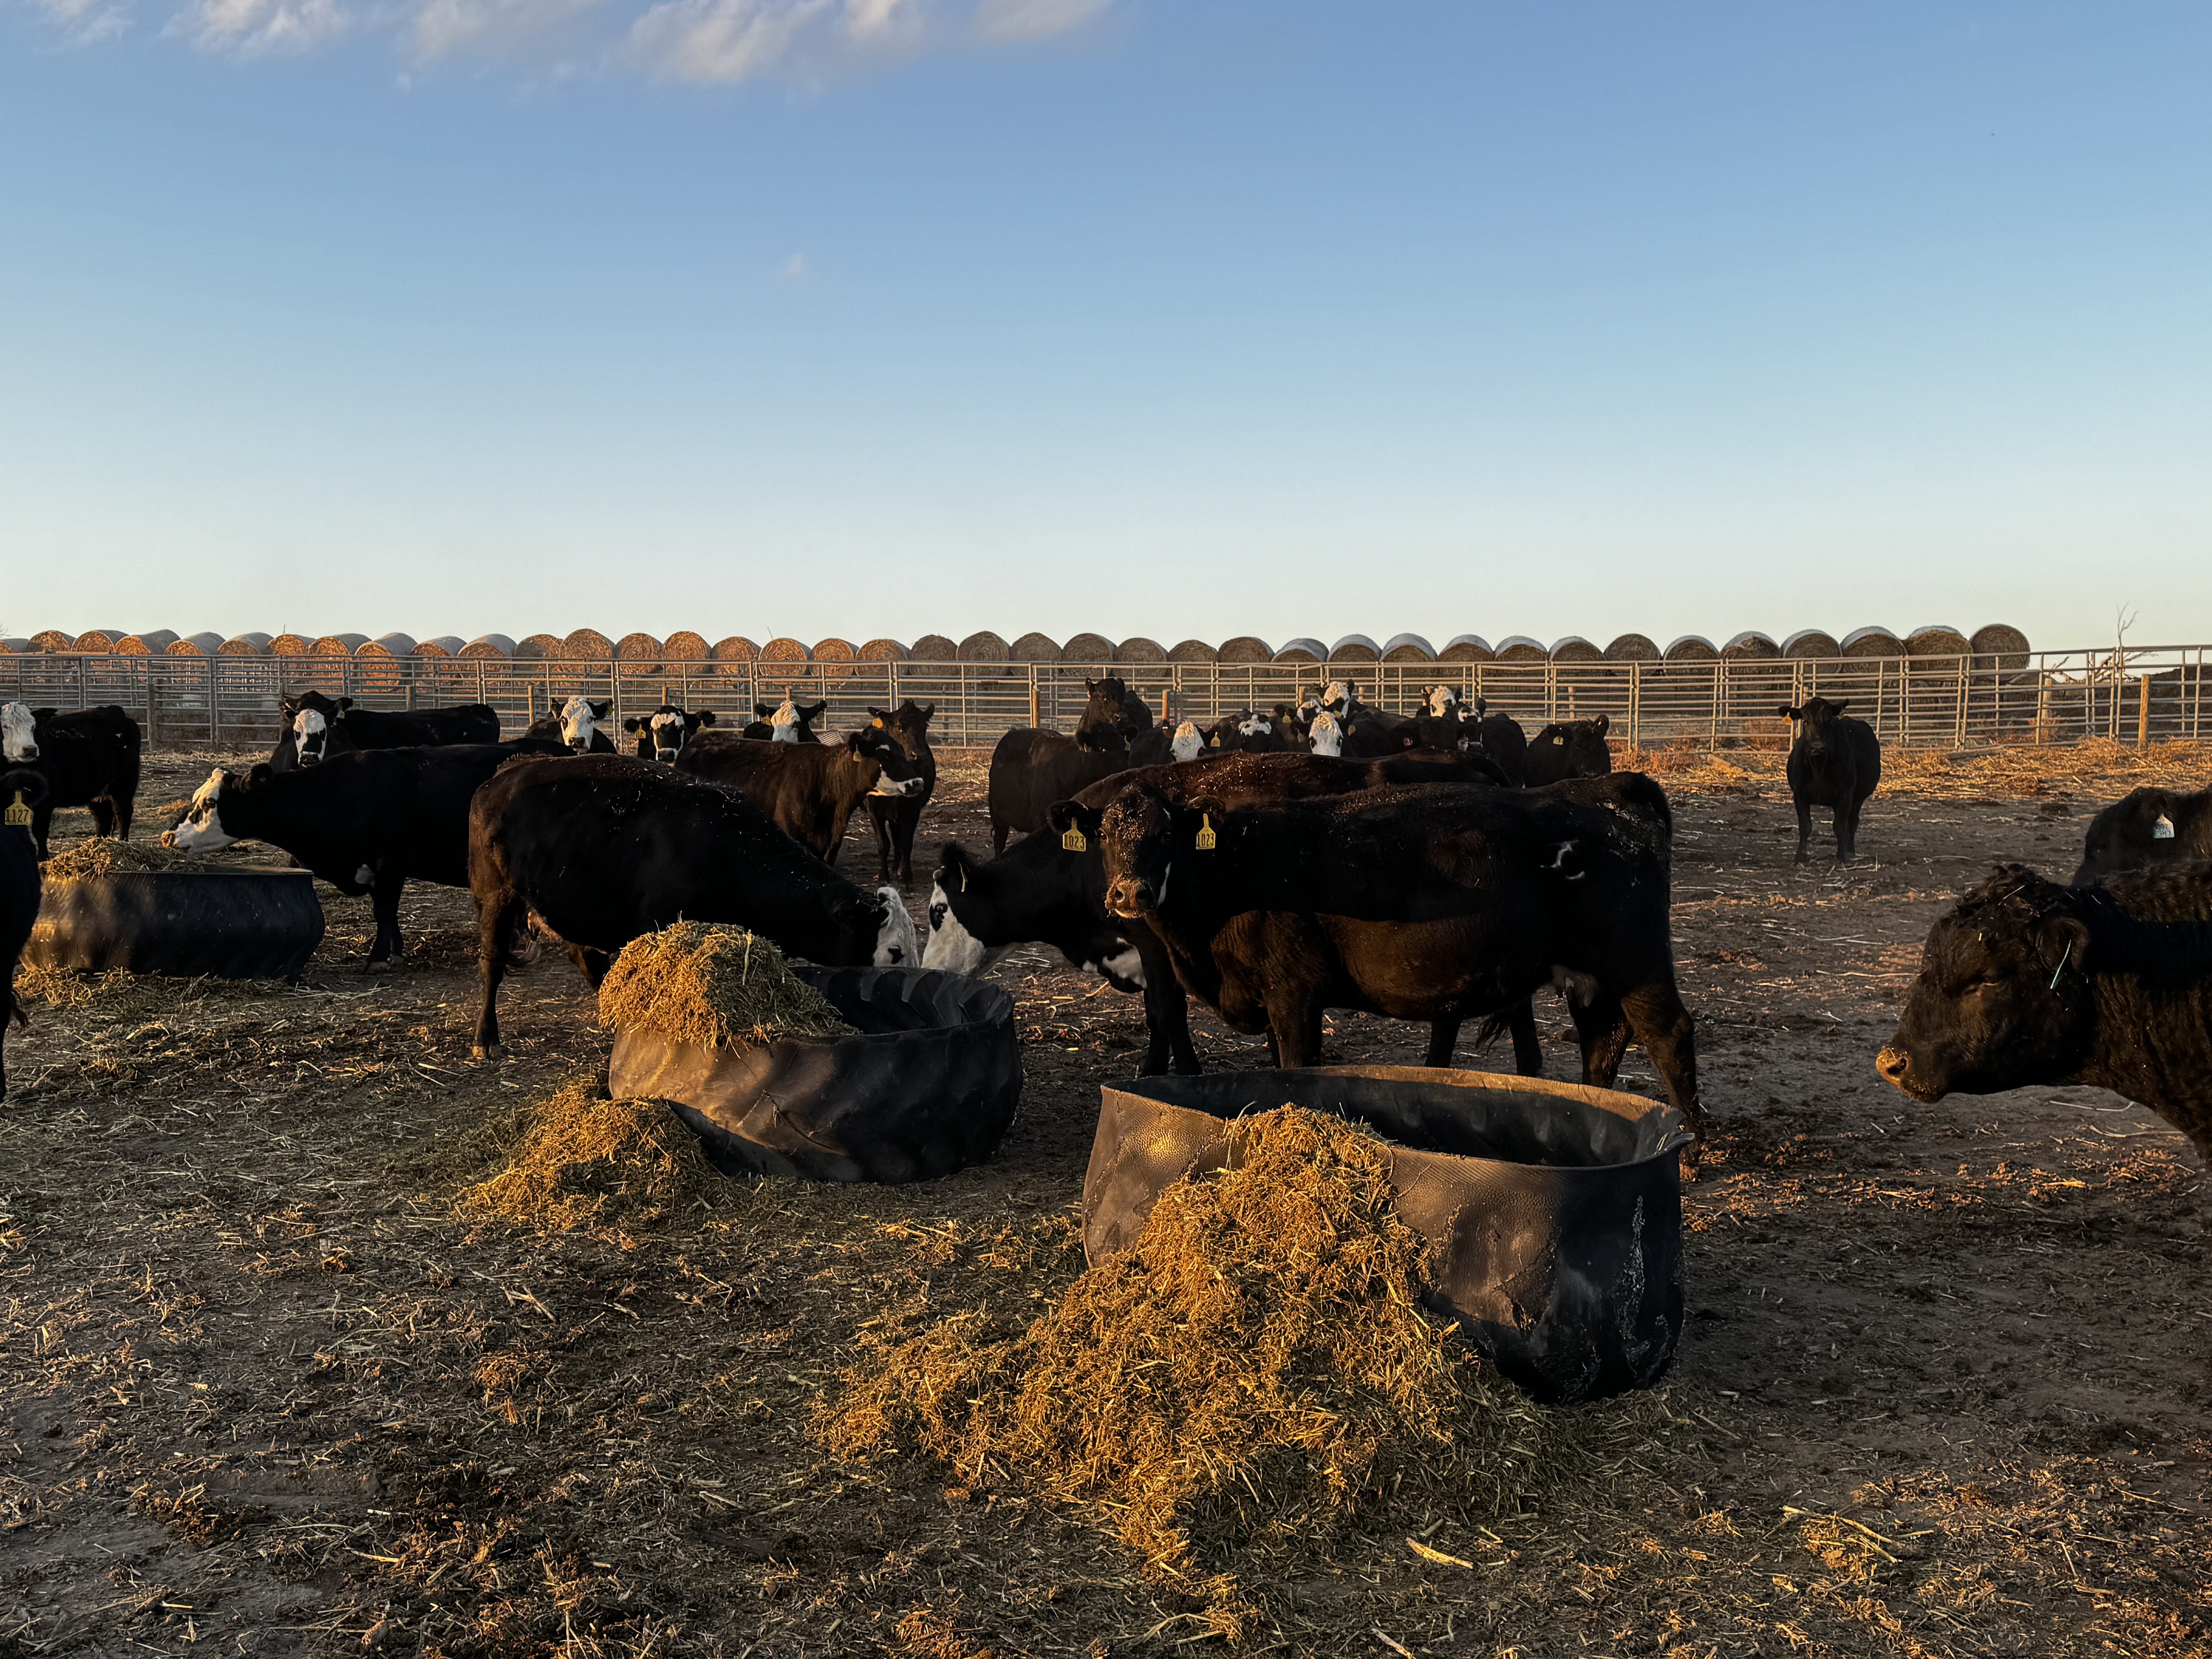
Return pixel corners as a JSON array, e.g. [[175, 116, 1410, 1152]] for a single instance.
[[246, 763, 273, 789], [337, 696, 355, 711], [803, 700, 828, 719], [1827, 699, 1850, 716], [917, 702, 935, 720], [1047, 800, 1103, 840], [696, 710, 716, 726], [2039, 912, 2092, 975], [595, 700, 612, 716], [623, 717, 644, 732], [1591, 713, 1609, 736], [756, 702, 776, 718], [1777, 704, 1799, 720]]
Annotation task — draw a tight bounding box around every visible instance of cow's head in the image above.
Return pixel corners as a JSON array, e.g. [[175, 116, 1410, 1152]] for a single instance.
[[849, 727, 926, 797], [285, 691, 349, 765], [757, 697, 826, 742], [558, 695, 611, 753], [922, 843, 1009, 976], [1320, 680, 1353, 714], [2074, 787, 2185, 885], [0, 701, 36, 764], [1082, 675, 1152, 738], [1778, 697, 1851, 762], [163, 764, 257, 851], [1534, 713, 1613, 778], [1068, 783, 1220, 922], [1170, 720, 1204, 762], [625, 704, 714, 762], [866, 701, 936, 786], [1307, 709, 1344, 757], [1424, 685, 1460, 718], [1877, 865, 2099, 1105]]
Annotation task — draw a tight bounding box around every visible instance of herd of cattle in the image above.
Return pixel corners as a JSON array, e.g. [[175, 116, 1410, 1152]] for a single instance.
[[0, 679, 2209, 1171]]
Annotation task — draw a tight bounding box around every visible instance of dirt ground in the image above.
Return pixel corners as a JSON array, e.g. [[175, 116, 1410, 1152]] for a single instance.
[[2, 738, 2208, 1658]]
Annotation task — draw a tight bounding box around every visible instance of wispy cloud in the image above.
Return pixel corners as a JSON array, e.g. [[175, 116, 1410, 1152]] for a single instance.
[[174, 0, 349, 52], [972, 0, 1104, 43], [29, 0, 133, 44]]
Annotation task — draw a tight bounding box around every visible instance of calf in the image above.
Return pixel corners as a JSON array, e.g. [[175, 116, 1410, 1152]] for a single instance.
[[863, 701, 939, 885], [986, 727, 1135, 854], [739, 697, 827, 743], [623, 703, 717, 762], [1, 769, 44, 1100], [466, 754, 916, 1056], [1523, 713, 1613, 785], [1779, 696, 1881, 862], [275, 690, 501, 768], [523, 695, 617, 754], [165, 740, 565, 967], [1877, 863, 2212, 1163], [2073, 786, 2212, 885], [12, 705, 141, 859], [1067, 775, 1702, 1131], [677, 728, 925, 863]]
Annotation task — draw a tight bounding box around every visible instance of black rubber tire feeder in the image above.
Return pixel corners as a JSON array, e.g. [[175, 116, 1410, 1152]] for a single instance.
[[27, 870, 326, 980], [1087, 1066, 1692, 1403], [608, 966, 1023, 1184]]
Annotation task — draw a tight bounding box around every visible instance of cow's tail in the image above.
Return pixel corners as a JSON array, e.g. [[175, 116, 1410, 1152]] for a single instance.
[[1470, 1011, 1510, 1051]]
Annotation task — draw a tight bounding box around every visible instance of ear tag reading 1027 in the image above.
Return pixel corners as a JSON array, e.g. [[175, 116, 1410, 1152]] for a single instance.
[[1194, 812, 1217, 850], [1061, 825, 1087, 852]]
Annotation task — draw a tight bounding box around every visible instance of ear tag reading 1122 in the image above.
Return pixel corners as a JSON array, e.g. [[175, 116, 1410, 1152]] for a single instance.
[[1061, 825, 1087, 852], [1194, 812, 1217, 850]]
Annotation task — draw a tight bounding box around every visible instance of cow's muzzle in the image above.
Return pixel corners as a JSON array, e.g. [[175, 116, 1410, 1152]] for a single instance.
[[1874, 1044, 1941, 1101], [1105, 876, 1154, 919]]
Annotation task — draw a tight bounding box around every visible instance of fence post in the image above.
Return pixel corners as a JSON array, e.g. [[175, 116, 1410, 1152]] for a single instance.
[[1953, 655, 1967, 749], [2138, 672, 2151, 749], [208, 656, 218, 747], [1029, 665, 1040, 729], [1627, 661, 1640, 750]]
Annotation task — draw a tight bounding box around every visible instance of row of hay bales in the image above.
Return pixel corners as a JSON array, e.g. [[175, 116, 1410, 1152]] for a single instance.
[[0, 624, 2033, 666]]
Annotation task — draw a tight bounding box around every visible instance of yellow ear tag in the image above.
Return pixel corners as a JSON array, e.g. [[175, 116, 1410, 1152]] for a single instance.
[[1061, 826, 1087, 852], [1194, 812, 1217, 850], [3, 791, 28, 829]]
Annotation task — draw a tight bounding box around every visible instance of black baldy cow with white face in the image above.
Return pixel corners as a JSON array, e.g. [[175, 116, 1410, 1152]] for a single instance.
[[1877, 862, 2212, 1163], [624, 704, 716, 763], [1779, 696, 1882, 862], [282, 692, 349, 766], [559, 696, 614, 753], [743, 697, 827, 743], [2, 702, 39, 764], [1424, 685, 1462, 719]]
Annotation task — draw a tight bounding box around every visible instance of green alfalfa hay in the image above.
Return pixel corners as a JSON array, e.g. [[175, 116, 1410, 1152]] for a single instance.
[[595, 921, 855, 1053], [819, 1106, 1620, 1588]]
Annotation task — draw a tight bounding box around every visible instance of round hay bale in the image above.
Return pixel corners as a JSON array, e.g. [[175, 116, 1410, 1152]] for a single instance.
[[615, 632, 663, 662], [958, 631, 1010, 662], [1782, 629, 1841, 660], [1114, 636, 1166, 664], [167, 632, 225, 657], [664, 630, 711, 663], [1437, 634, 1494, 664], [31, 630, 73, 654], [562, 628, 614, 661], [1841, 626, 1903, 659], [1495, 635, 1547, 664], [416, 636, 465, 659], [1216, 635, 1273, 664], [0, 638, 33, 655], [1061, 632, 1115, 663], [1010, 632, 1062, 661], [711, 636, 761, 670], [517, 633, 563, 660], [360, 633, 416, 659], [814, 637, 859, 680], [1970, 623, 2030, 670], [270, 633, 313, 657], [1662, 635, 1718, 663], [910, 634, 958, 662], [1328, 634, 1380, 664], [1721, 630, 1780, 661], [859, 638, 910, 663], [1273, 637, 1326, 665], [116, 630, 179, 656], [313, 633, 368, 657], [1381, 633, 1436, 663], [760, 637, 811, 666], [462, 634, 516, 660], [1602, 633, 1661, 662], [1550, 635, 1602, 663], [1166, 638, 1217, 664], [220, 633, 272, 656], [72, 629, 127, 653], [1906, 624, 1970, 658]]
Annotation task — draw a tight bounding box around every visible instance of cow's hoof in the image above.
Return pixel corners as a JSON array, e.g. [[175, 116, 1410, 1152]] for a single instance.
[[366, 960, 394, 975], [472, 1043, 502, 1062]]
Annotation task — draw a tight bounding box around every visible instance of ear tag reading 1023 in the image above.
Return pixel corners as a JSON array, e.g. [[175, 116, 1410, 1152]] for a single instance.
[[1194, 812, 1217, 851], [1061, 824, 1087, 852]]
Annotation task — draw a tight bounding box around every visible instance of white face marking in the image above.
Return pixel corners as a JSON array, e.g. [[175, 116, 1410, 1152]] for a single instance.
[[1154, 862, 1171, 907], [559, 695, 600, 751], [770, 701, 802, 742], [164, 768, 237, 851], [292, 706, 329, 763], [1322, 680, 1350, 711], [354, 864, 375, 885], [871, 884, 919, 968], [1308, 711, 1343, 757], [1097, 944, 1146, 990], [1171, 721, 1203, 762], [921, 878, 1008, 975], [1426, 685, 1459, 717], [0, 701, 37, 763], [649, 710, 687, 759], [1237, 713, 1270, 737], [2154, 814, 2176, 840]]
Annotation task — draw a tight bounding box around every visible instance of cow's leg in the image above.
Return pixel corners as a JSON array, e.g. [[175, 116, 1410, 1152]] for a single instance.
[[472, 890, 525, 1058], [1793, 794, 1812, 864], [1135, 932, 1202, 1075], [30, 804, 53, 862], [366, 869, 408, 969], [1571, 991, 1631, 1087], [1506, 999, 1544, 1075], [1422, 1018, 1460, 1068], [1616, 980, 1703, 1136], [1836, 799, 1860, 861], [893, 800, 921, 884], [88, 796, 117, 838], [867, 799, 895, 885]]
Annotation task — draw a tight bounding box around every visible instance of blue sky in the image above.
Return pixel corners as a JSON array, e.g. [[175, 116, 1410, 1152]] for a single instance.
[[2, 1, 2206, 653]]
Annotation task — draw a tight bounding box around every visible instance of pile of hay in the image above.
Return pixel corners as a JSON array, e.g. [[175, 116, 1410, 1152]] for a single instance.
[[40, 839, 198, 879], [596, 921, 855, 1052], [820, 1106, 1584, 1581], [457, 1072, 724, 1233]]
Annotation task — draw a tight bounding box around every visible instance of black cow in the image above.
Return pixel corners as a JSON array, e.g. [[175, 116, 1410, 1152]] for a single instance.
[[1523, 714, 1613, 786], [1779, 696, 1881, 862], [1078, 677, 1152, 749], [864, 701, 939, 885], [1065, 774, 1703, 1133], [738, 697, 827, 743], [1204, 711, 1288, 754], [676, 727, 926, 864], [465, 754, 917, 1056], [275, 690, 501, 768], [522, 695, 618, 754], [1, 769, 44, 1101], [1462, 699, 1529, 785], [2074, 786, 2212, 885], [1877, 863, 2212, 1163], [930, 748, 1528, 1077], [623, 703, 717, 762], [2, 703, 142, 860], [986, 727, 1134, 854], [164, 740, 564, 967]]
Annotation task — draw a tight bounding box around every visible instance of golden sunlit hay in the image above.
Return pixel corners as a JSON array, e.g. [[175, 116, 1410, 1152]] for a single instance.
[[39, 838, 200, 879], [595, 921, 855, 1053], [819, 1106, 1664, 1587], [1619, 736, 2212, 799], [457, 1072, 724, 1233]]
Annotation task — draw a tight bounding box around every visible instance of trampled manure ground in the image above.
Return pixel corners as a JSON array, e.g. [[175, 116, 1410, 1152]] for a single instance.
[[0, 740, 2207, 1656]]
